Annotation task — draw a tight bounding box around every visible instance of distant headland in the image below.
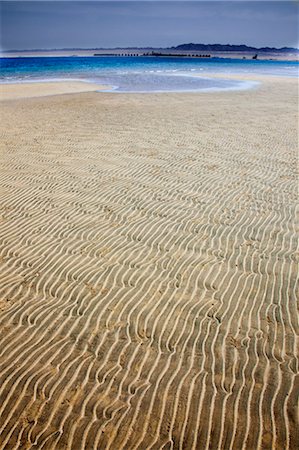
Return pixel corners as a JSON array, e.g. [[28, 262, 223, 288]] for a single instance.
[[171, 43, 299, 53]]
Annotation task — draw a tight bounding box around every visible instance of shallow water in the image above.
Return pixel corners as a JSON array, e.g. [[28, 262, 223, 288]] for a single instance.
[[1, 56, 298, 92]]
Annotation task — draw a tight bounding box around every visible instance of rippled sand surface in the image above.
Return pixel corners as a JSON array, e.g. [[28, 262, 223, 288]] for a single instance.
[[0, 77, 298, 449]]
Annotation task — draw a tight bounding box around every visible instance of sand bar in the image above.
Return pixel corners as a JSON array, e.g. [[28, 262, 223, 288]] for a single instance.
[[0, 75, 298, 449], [0, 81, 111, 100]]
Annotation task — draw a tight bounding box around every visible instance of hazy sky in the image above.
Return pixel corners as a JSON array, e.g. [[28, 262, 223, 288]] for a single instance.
[[0, 1, 298, 50]]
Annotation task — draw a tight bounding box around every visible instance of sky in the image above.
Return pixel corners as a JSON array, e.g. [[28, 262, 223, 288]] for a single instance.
[[0, 1, 298, 51]]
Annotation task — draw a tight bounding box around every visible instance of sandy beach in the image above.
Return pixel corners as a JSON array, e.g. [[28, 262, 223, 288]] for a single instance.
[[0, 76, 298, 449]]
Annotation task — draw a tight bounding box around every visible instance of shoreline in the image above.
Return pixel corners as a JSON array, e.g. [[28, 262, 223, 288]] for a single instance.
[[0, 77, 259, 98], [1, 51, 298, 62], [1, 71, 297, 98]]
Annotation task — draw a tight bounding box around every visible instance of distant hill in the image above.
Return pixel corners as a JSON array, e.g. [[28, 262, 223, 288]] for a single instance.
[[171, 43, 299, 53]]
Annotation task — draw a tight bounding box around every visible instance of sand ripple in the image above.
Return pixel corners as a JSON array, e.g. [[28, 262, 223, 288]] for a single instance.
[[0, 84, 298, 449]]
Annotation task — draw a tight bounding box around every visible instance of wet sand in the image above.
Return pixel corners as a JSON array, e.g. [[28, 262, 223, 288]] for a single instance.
[[0, 76, 298, 449], [0, 81, 110, 100]]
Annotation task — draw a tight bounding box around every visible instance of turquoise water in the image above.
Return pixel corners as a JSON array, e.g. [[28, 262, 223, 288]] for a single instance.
[[0, 56, 298, 92]]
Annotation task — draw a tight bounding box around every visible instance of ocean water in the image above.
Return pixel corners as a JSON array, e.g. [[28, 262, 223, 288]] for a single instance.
[[0, 56, 298, 93]]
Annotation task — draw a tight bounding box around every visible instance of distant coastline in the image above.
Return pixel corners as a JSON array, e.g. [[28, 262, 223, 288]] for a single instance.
[[1, 42, 298, 61], [2, 42, 299, 53]]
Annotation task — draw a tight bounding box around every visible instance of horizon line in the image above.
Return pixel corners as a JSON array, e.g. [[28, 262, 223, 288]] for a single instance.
[[1, 43, 299, 53]]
